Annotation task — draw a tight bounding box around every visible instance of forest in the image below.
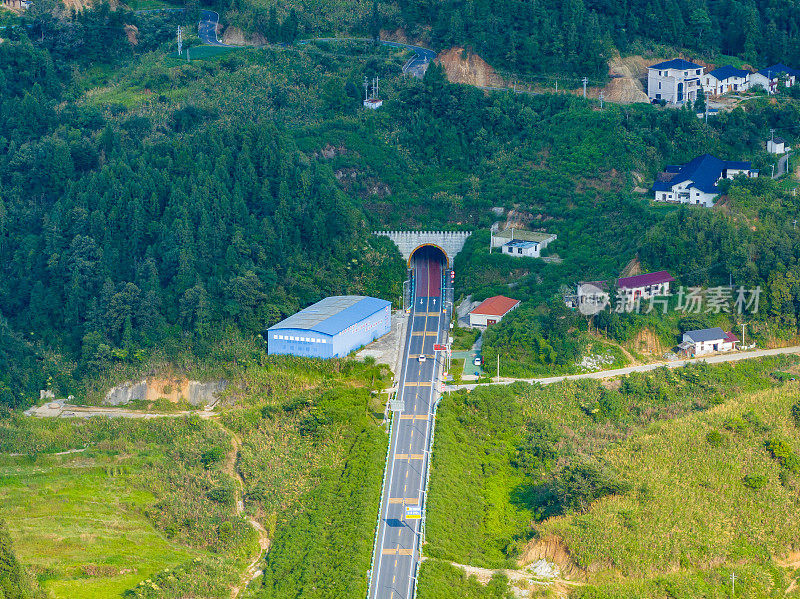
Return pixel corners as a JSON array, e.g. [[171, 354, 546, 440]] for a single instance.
[[226, 0, 800, 78], [4, 0, 800, 401]]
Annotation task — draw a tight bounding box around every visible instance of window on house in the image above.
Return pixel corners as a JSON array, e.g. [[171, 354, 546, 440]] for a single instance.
[[658, 82, 661, 89], [696, 69, 700, 75], [658, 71, 662, 76]]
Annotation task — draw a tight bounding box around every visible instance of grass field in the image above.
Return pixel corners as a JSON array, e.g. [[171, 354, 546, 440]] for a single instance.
[[0, 453, 202, 598], [423, 355, 800, 597], [545, 383, 800, 597]]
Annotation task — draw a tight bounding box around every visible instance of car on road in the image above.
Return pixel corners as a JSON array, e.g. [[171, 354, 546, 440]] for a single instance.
[[473, 356, 482, 366], [418, 355, 426, 362]]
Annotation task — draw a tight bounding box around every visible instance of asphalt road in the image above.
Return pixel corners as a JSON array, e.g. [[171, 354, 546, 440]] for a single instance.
[[300, 37, 435, 78], [452, 345, 800, 390], [198, 10, 228, 46], [775, 152, 793, 178], [369, 249, 446, 599]]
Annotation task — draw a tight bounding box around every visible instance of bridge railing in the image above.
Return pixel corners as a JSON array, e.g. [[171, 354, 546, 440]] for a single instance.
[[366, 407, 395, 598]]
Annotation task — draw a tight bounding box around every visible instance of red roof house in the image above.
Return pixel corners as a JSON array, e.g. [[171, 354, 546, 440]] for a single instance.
[[469, 296, 520, 327]]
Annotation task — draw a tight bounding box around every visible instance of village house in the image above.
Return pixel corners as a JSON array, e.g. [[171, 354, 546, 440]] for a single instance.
[[750, 64, 799, 94], [647, 59, 705, 104], [651, 154, 758, 207], [678, 327, 739, 356], [616, 271, 674, 305], [572, 281, 610, 312], [702, 65, 750, 96], [491, 228, 556, 259], [469, 295, 520, 327], [767, 136, 789, 154]]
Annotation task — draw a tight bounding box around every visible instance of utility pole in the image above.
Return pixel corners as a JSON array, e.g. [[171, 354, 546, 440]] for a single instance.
[[186, 47, 190, 62], [496, 354, 500, 383], [599, 91, 604, 110], [730, 571, 736, 597], [741, 324, 745, 348], [771, 128, 775, 142], [364, 76, 369, 102], [582, 77, 588, 99], [177, 25, 182, 57], [555, 80, 558, 93]]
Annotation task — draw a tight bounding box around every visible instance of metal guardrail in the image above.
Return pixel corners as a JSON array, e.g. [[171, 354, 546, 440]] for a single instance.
[[366, 405, 395, 598]]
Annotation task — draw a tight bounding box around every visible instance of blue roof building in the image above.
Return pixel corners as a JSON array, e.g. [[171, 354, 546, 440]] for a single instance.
[[751, 64, 800, 93], [267, 295, 391, 358], [702, 65, 751, 96], [652, 154, 758, 207]]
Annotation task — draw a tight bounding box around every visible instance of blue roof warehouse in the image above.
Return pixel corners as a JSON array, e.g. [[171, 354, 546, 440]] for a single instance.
[[267, 296, 391, 358]]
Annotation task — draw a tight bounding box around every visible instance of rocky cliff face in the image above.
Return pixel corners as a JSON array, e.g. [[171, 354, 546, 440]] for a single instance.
[[103, 378, 227, 406]]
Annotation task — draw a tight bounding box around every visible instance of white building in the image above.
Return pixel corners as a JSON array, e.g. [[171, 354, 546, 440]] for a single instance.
[[750, 64, 799, 94], [648, 59, 705, 104], [652, 154, 758, 207], [491, 229, 556, 258], [678, 327, 738, 356], [616, 271, 674, 306], [363, 98, 383, 109], [469, 295, 520, 327], [767, 137, 789, 154], [702, 65, 750, 96]]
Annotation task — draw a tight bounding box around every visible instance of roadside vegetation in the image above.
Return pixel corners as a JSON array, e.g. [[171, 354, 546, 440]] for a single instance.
[[0, 353, 390, 599], [424, 355, 800, 596]]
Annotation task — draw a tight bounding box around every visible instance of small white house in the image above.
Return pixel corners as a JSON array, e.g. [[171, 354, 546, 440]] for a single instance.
[[469, 295, 520, 327], [492, 229, 557, 258], [491, 228, 557, 256], [702, 65, 750, 96], [767, 137, 789, 154], [363, 98, 383, 109], [750, 64, 799, 94], [648, 59, 705, 104], [678, 327, 738, 356], [652, 154, 758, 207]]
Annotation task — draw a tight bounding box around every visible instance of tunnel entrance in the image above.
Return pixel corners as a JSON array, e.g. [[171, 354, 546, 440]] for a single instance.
[[408, 244, 448, 267]]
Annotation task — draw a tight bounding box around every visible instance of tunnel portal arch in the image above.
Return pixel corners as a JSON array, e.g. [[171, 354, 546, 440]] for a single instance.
[[373, 231, 471, 269]]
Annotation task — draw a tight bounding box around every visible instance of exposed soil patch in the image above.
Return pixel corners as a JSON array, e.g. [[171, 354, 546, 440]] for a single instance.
[[436, 47, 504, 88], [518, 535, 584, 580]]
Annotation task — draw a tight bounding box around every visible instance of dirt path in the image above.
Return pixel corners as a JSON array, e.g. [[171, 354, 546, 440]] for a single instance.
[[218, 425, 271, 599], [448, 561, 583, 599]]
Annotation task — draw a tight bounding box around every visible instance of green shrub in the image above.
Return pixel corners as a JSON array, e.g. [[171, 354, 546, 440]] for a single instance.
[[206, 486, 235, 505], [792, 401, 800, 427], [705, 430, 725, 447], [553, 461, 630, 514], [765, 438, 800, 473], [200, 446, 227, 468], [742, 474, 768, 490], [723, 417, 748, 434]]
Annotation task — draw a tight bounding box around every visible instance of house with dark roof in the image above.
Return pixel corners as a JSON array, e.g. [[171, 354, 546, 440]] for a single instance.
[[648, 59, 705, 104], [750, 64, 800, 94], [767, 136, 790, 154], [702, 65, 751, 96], [616, 271, 674, 306], [651, 154, 758, 207], [678, 327, 738, 356]]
